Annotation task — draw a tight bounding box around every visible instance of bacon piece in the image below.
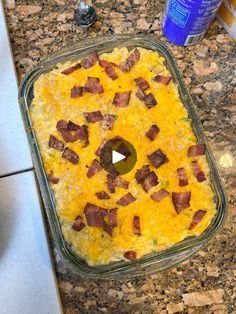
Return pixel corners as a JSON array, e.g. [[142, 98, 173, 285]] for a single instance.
[[124, 251, 137, 260], [62, 147, 79, 164], [136, 88, 157, 109], [142, 171, 158, 192], [77, 124, 89, 141], [191, 161, 206, 182], [113, 91, 131, 107], [72, 215, 86, 232], [117, 142, 131, 158], [172, 191, 191, 214], [103, 222, 113, 236], [67, 120, 80, 130], [100, 114, 116, 130], [48, 171, 60, 184], [80, 51, 98, 69], [56, 120, 68, 130], [151, 189, 169, 202], [87, 159, 102, 178], [146, 124, 159, 141], [84, 203, 107, 227], [84, 77, 104, 94], [177, 167, 188, 186], [135, 165, 151, 183], [95, 139, 108, 157], [114, 176, 129, 189], [134, 77, 150, 90], [48, 135, 64, 151], [153, 75, 172, 85], [133, 216, 141, 235], [108, 208, 118, 227], [59, 129, 77, 143], [71, 86, 83, 98], [188, 144, 206, 157], [84, 111, 103, 123], [61, 63, 81, 75], [188, 210, 207, 230], [95, 191, 111, 200], [105, 66, 118, 80], [107, 174, 115, 193], [148, 149, 169, 169], [120, 48, 140, 72], [117, 193, 136, 207], [136, 87, 146, 101]]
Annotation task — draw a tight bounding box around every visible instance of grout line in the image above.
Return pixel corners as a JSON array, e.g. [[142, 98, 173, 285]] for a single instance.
[[0, 167, 35, 179]]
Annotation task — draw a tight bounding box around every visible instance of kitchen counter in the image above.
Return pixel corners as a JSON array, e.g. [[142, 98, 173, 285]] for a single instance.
[[4, 0, 236, 313]]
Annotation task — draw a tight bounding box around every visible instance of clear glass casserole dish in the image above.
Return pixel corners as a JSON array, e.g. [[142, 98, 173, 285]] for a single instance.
[[18, 35, 227, 279]]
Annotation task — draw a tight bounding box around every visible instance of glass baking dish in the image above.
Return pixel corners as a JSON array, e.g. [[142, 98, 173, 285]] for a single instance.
[[18, 35, 227, 279]]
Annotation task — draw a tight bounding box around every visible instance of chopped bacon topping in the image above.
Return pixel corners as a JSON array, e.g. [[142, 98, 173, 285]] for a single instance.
[[59, 129, 77, 143], [108, 208, 118, 227], [124, 251, 137, 260], [67, 120, 80, 130], [56, 120, 68, 130], [177, 167, 188, 186], [191, 161, 206, 182], [134, 77, 150, 90], [76, 125, 89, 142], [142, 171, 159, 192], [71, 86, 83, 98], [113, 91, 131, 107], [114, 176, 129, 189], [72, 215, 86, 232], [148, 149, 169, 169], [172, 191, 191, 214], [135, 165, 151, 183], [56, 120, 88, 145], [151, 189, 169, 202], [48, 135, 64, 151], [117, 142, 131, 158], [153, 75, 172, 85], [87, 159, 102, 178], [95, 191, 111, 200], [99, 60, 118, 80], [84, 203, 107, 227], [117, 193, 136, 207], [100, 114, 116, 130], [188, 210, 207, 230], [120, 48, 140, 72], [103, 222, 113, 236], [62, 147, 79, 164], [84, 111, 103, 123], [107, 174, 116, 193], [95, 139, 108, 157], [133, 216, 141, 235], [136, 88, 157, 109], [48, 171, 60, 184], [146, 124, 159, 141], [80, 51, 98, 69], [61, 62, 81, 75], [188, 144, 206, 157], [83, 77, 104, 94]]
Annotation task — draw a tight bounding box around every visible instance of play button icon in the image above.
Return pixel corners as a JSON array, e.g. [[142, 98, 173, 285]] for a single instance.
[[100, 137, 137, 175]]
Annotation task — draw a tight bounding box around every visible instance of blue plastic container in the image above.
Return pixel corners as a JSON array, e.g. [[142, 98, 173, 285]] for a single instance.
[[162, 0, 223, 46]]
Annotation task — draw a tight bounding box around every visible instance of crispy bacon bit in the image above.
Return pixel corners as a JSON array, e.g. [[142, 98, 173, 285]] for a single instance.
[[153, 75, 172, 85], [108, 208, 117, 227], [67, 120, 80, 130], [120, 48, 140, 72], [142, 171, 159, 192], [148, 149, 169, 169], [84, 111, 103, 123], [146, 124, 160, 141], [62, 147, 79, 164], [71, 86, 83, 98], [135, 165, 151, 183], [56, 120, 68, 130], [191, 161, 206, 182], [172, 191, 191, 214], [83, 77, 104, 94], [105, 66, 118, 80], [124, 251, 137, 260], [100, 114, 116, 130], [48, 171, 60, 184], [133, 216, 141, 235], [188, 144, 206, 157], [59, 129, 77, 143], [188, 210, 207, 230], [103, 222, 113, 236], [117, 193, 136, 207], [107, 174, 116, 193], [95, 139, 108, 157], [80, 51, 98, 69], [84, 203, 107, 227], [136, 88, 157, 109], [72, 215, 86, 232], [114, 176, 129, 189], [117, 142, 131, 158], [136, 87, 146, 101], [134, 77, 150, 90], [87, 159, 102, 178], [61, 63, 81, 75], [113, 91, 131, 107], [151, 189, 169, 202], [48, 135, 64, 151], [95, 191, 111, 200], [177, 167, 188, 186], [77, 124, 89, 141]]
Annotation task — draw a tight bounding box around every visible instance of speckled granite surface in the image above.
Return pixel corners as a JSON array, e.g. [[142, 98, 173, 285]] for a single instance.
[[3, 0, 236, 313]]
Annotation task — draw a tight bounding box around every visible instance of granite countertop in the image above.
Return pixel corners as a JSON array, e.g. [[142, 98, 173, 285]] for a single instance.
[[4, 0, 236, 313]]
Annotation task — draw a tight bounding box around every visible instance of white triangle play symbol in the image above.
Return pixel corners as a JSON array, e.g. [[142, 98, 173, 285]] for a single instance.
[[112, 150, 126, 164]]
